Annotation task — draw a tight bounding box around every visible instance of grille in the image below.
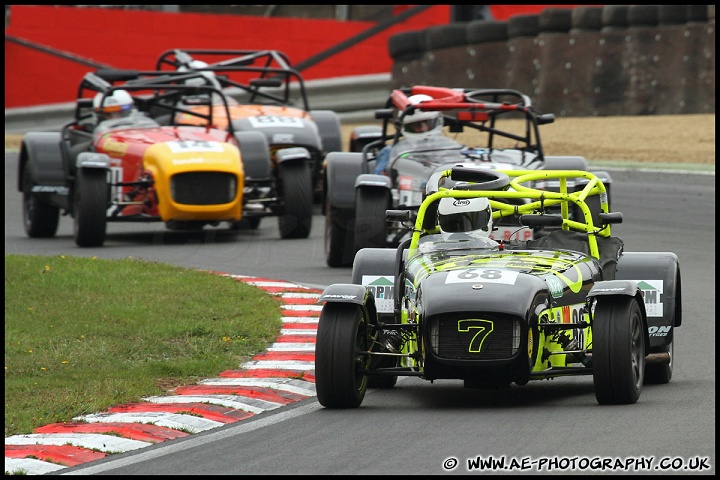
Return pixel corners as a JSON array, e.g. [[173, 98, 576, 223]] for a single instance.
[[429, 313, 521, 360], [171, 172, 236, 205]]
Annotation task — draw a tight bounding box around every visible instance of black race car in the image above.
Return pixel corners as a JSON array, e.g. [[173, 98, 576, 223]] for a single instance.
[[322, 86, 613, 267], [315, 167, 680, 408]]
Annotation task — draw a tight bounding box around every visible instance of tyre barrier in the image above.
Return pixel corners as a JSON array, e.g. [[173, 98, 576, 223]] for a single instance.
[[390, 5, 715, 116]]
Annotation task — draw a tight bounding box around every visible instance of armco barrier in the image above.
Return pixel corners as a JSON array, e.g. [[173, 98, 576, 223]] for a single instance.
[[3, 74, 393, 135]]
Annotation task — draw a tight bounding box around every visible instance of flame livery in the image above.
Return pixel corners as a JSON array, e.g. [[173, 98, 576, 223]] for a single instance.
[[315, 167, 681, 408]]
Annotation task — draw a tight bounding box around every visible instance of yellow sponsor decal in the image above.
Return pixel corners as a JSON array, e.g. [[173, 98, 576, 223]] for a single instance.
[[101, 139, 128, 156]]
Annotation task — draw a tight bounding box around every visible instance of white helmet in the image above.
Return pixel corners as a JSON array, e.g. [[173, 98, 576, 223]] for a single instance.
[[178, 59, 222, 89], [93, 89, 134, 120], [402, 94, 443, 139], [438, 196, 493, 235]]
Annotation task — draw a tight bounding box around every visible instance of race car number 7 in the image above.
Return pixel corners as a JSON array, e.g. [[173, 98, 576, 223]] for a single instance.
[[445, 269, 519, 285]]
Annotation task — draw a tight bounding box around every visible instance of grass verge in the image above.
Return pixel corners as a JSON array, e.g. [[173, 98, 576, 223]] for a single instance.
[[4, 253, 282, 437]]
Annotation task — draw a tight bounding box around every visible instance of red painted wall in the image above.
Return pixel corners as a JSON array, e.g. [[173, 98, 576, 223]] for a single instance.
[[4, 5, 451, 108], [488, 4, 593, 20]]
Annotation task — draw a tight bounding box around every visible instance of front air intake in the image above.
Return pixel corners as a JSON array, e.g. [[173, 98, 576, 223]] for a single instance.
[[171, 172, 236, 205], [428, 313, 522, 360]]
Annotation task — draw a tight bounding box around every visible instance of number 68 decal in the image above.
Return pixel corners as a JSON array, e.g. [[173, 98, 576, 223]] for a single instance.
[[445, 268, 518, 285]]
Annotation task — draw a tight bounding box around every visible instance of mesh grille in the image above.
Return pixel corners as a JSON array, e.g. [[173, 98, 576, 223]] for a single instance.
[[429, 313, 521, 360], [171, 172, 235, 205]]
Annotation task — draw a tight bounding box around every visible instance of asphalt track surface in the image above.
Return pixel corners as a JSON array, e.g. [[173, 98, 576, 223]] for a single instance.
[[4, 148, 716, 475]]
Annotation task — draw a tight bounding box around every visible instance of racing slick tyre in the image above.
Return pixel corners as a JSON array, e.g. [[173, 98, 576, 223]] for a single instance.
[[21, 162, 60, 238], [644, 339, 673, 385], [592, 297, 646, 405], [325, 203, 355, 268], [277, 161, 313, 239], [354, 187, 391, 252], [315, 303, 370, 408], [73, 167, 109, 247]]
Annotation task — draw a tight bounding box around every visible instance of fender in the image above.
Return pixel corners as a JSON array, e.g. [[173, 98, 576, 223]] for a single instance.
[[588, 279, 642, 298], [615, 251, 681, 336], [319, 283, 371, 306], [325, 152, 365, 210], [355, 173, 392, 190], [76, 152, 111, 169], [274, 146, 311, 168], [17, 132, 65, 190], [349, 125, 383, 153]]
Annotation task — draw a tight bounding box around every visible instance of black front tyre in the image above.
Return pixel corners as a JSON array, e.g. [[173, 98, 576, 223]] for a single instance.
[[73, 168, 109, 247], [354, 187, 390, 251], [277, 162, 313, 239], [22, 162, 60, 238], [592, 297, 645, 405], [315, 303, 370, 408]]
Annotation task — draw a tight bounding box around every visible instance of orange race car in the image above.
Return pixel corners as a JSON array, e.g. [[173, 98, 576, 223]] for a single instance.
[[155, 49, 344, 237]]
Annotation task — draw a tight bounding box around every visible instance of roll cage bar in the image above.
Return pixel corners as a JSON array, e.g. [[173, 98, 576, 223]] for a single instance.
[[371, 86, 555, 162], [395, 167, 619, 260], [72, 69, 240, 136], [154, 48, 310, 110]]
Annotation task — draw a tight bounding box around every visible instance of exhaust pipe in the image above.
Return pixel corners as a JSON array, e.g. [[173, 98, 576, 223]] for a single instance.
[[645, 352, 670, 365]]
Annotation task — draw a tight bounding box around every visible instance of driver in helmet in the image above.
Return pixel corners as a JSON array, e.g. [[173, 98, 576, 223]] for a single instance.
[[93, 89, 135, 121], [373, 94, 444, 175], [92, 89, 158, 133], [419, 196, 498, 252]]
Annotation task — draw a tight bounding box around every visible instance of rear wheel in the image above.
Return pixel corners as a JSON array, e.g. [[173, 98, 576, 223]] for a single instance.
[[645, 339, 673, 385], [277, 162, 313, 239], [354, 187, 390, 251], [592, 297, 645, 405], [73, 168, 108, 247], [315, 303, 370, 408], [22, 162, 60, 238]]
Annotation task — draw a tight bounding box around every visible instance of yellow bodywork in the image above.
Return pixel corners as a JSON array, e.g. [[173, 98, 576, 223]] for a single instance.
[[143, 141, 244, 222]]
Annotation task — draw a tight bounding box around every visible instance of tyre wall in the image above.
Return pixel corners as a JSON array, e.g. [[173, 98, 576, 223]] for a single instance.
[[390, 5, 715, 116]]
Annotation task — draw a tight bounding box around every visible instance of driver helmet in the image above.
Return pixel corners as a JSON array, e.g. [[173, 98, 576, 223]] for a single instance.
[[402, 94, 443, 139], [93, 89, 134, 121], [437, 196, 493, 235], [178, 59, 222, 90]]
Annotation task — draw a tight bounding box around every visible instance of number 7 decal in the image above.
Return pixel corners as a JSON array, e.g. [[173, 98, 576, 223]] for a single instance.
[[458, 319, 494, 353]]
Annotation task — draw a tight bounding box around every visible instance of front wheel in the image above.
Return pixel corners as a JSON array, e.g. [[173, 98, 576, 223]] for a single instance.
[[22, 162, 60, 238], [315, 303, 370, 408], [592, 297, 645, 405], [354, 187, 390, 251], [277, 162, 313, 239], [73, 168, 109, 247]]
